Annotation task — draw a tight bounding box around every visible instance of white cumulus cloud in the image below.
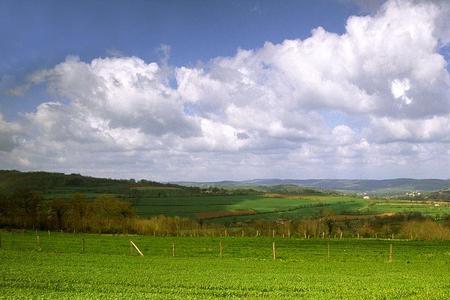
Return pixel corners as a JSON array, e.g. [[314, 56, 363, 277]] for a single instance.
[[1, 0, 449, 180]]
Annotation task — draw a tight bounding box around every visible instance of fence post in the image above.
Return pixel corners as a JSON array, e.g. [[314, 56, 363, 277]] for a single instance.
[[327, 241, 330, 259], [36, 234, 41, 251], [81, 237, 85, 254], [272, 242, 276, 260], [172, 242, 175, 257], [389, 244, 393, 263], [272, 229, 275, 238], [129, 240, 144, 256], [219, 241, 223, 258]]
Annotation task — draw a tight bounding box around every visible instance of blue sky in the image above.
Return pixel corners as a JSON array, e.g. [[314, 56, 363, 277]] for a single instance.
[[0, 0, 357, 119], [0, 0, 449, 180]]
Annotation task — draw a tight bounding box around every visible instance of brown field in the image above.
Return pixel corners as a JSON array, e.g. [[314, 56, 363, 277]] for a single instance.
[[196, 210, 257, 219], [331, 212, 396, 222]]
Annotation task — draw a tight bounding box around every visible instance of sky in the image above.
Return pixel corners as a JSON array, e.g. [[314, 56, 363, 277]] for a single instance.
[[0, 0, 449, 181]]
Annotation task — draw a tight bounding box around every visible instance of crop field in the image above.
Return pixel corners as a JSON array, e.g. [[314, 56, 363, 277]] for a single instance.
[[359, 199, 450, 216], [28, 182, 450, 224], [1, 231, 450, 299], [132, 192, 450, 222]]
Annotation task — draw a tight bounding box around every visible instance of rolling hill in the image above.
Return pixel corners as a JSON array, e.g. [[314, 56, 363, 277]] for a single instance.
[[174, 178, 450, 194]]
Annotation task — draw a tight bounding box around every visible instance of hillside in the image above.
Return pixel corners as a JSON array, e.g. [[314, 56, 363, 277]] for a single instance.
[[175, 178, 450, 194], [0, 170, 180, 195]]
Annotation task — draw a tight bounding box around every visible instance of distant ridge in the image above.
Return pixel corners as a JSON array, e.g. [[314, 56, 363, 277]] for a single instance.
[[0, 170, 177, 193], [173, 178, 450, 194], [1, 170, 448, 195]]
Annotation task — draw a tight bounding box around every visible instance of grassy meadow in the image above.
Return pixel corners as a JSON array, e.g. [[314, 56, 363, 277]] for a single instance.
[[1, 231, 450, 299]]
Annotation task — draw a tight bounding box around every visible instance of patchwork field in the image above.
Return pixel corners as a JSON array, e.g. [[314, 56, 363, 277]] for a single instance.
[[42, 187, 450, 222], [1, 231, 450, 299], [132, 192, 450, 222]]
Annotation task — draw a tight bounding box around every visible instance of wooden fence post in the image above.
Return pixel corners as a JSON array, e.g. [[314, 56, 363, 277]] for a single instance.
[[219, 241, 223, 258], [129, 240, 144, 256], [389, 244, 393, 263], [36, 234, 41, 251], [272, 242, 276, 260], [272, 229, 275, 238], [172, 242, 175, 257], [327, 242, 330, 259], [81, 238, 85, 254]]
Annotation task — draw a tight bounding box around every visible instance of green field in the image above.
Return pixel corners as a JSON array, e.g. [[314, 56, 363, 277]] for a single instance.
[[132, 192, 450, 222], [1, 231, 450, 299], [41, 188, 450, 222]]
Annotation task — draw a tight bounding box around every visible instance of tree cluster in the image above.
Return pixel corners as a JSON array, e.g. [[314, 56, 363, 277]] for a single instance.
[[0, 190, 134, 233]]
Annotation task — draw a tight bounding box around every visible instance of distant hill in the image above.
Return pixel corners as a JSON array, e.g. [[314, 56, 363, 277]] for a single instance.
[[2, 170, 448, 196], [0, 170, 256, 201], [173, 178, 450, 194], [0, 170, 174, 194]]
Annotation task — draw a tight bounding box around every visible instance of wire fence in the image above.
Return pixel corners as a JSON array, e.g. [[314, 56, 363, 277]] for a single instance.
[[0, 230, 448, 263]]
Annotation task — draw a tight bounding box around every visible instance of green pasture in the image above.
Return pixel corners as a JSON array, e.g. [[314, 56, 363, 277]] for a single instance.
[[133, 193, 450, 222], [133, 194, 354, 219], [1, 231, 450, 299], [360, 200, 450, 217], [37, 184, 450, 222]]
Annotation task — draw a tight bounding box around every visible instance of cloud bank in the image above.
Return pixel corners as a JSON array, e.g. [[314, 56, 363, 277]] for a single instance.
[[1, 0, 449, 180]]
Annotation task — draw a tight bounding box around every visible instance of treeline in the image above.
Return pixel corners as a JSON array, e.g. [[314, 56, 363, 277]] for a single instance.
[[0, 170, 182, 194], [254, 184, 332, 196], [0, 190, 134, 233]]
